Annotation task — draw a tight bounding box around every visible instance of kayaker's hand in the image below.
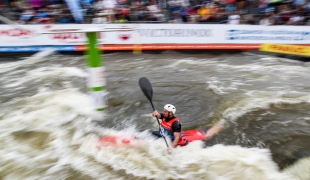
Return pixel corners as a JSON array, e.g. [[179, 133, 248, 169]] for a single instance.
[[152, 110, 160, 118], [167, 147, 173, 153]]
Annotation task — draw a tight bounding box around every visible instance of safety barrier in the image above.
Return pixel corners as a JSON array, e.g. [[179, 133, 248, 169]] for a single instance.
[[0, 24, 310, 52]]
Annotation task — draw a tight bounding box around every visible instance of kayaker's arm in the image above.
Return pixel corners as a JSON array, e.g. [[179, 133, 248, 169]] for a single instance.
[[171, 121, 181, 148], [171, 132, 181, 148], [205, 123, 223, 140]]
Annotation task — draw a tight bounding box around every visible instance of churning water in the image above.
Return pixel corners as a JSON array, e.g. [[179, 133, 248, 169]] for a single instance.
[[0, 51, 309, 180]]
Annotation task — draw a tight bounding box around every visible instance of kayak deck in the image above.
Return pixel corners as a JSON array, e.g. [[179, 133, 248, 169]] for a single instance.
[[97, 129, 207, 148]]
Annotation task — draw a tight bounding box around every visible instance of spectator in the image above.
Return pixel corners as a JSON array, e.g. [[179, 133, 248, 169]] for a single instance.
[[93, 0, 117, 22], [18, 6, 36, 24], [246, 14, 260, 24], [306, 1, 310, 12], [92, 12, 107, 23], [35, 8, 49, 18], [178, 0, 190, 7], [147, 0, 165, 21], [227, 10, 240, 24], [116, 0, 127, 8], [9, 1, 24, 21], [186, 5, 198, 23], [28, 0, 44, 10], [104, 0, 118, 22], [93, 0, 105, 11], [259, 14, 273, 25], [167, 0, 182, 20], [115, 0, 130, 21], [293, 0, 306, 7], [115, 12, 129, 22], [56, 8, 75, 23], [236, 0, 247, 11], [286, 11, 306, 25], [257, 0, 268, 13], [197, 3, 213, 22], [179, 6, 190, 22], [276, 2, 294, 24], [130, 0, 145, 21], [169, 11, 184, 23], [145, 12, 159, 22], [211, 5, 228, 23], [225, 0, 236, 12]]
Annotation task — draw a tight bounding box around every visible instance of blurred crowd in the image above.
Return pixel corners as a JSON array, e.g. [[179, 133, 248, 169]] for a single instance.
[[0, 0, 309, 25]]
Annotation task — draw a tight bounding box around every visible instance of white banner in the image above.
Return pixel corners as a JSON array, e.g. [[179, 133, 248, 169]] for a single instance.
[[0, 24, 310, 46]]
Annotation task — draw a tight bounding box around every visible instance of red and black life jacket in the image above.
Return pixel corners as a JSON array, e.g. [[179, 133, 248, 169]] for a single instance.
[[159, 117, 180, 139]]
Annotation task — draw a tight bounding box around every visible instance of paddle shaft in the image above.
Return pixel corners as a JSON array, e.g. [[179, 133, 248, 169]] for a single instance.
[[149, 95, 169, 148], [149, 100, 161, 126], [139, 77, 169, 148]]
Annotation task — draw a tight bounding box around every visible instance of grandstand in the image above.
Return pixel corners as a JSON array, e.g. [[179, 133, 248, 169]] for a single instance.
[[0, 0, 309, 25]]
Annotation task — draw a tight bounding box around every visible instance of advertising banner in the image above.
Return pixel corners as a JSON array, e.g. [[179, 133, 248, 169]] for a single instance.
[[0, 24, 310, 47]]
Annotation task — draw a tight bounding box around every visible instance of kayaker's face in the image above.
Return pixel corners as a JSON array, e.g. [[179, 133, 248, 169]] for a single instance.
[[163, 109, 173, 118]]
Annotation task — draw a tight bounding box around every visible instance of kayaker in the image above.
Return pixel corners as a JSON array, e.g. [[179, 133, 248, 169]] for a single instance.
[[152, 104, 181, 152]]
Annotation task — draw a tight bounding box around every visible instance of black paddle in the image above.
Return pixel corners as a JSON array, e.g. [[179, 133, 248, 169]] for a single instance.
[[139, 77, 169, 148]]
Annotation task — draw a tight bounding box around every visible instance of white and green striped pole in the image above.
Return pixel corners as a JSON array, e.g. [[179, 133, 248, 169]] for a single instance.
[[86, 32, 107, 111]]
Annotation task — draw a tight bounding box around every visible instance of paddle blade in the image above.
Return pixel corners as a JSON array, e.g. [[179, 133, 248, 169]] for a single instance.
[[139, 77, 153, 102]]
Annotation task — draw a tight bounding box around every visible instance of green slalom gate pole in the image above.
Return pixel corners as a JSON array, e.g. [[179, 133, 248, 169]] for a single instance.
[[86, 32, 107, 111]]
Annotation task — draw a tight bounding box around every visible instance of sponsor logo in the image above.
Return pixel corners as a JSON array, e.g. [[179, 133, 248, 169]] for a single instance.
[[0, 46, 75, 52], [138, 29, 213, 37], [117, 26, 131, 41], [0, 28, 35, 37], [227, 29, 310, 41], [260, 44, 310, 56], [43, 25, 85, 43], [270, 44, 307, 54], [119, 34, 130, 40]]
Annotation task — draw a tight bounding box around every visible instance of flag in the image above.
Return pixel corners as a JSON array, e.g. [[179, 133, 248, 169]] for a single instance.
[[65, 0, 84, 23]]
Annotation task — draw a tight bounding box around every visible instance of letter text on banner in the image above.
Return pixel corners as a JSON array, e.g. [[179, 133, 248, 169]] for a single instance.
[[260, 44, 310, 56]]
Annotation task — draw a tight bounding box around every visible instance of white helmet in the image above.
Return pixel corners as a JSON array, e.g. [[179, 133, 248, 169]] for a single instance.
[[164, 104, 176, 114]]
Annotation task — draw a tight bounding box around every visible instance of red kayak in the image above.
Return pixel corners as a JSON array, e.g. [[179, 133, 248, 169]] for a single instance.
[[178, 129, 207, 146], [97, 129, 206, 148]]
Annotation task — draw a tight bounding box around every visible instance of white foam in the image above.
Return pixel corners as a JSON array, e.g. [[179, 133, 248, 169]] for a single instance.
[[80, 137, 295, 180], [0, 93, 303, 179], [1, 53, 309, 180], [0, 88, 110, 179], [165, 58, 219, 69], [0, 49, 56, 74], [282, 156, 310, 180], [206, 77, 248, 95], [206, 80, 227, 95], [4, 66, 87, 88], [220, 91, 310, 124]]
